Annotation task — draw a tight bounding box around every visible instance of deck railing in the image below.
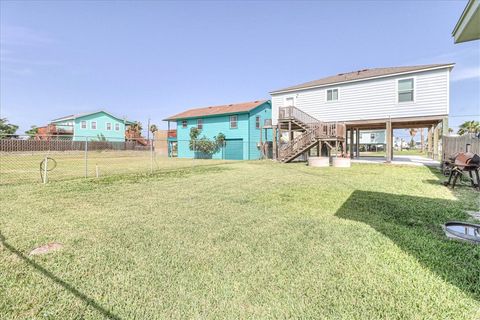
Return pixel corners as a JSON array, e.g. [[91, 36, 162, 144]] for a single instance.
[[279, 106, 320, 125], [278, 122, 346, 161]]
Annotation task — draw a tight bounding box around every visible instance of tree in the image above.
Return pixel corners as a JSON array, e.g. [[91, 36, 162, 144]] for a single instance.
[[189, 127, 225, 157], [129, 121, 143, 133], [25, 125, 39, 138], [448, 127, 454, 134], [406, 128, 418, 149], [0, 118, 19, 138], [149, 124, 158, 134], [457, 121, 480, 135]]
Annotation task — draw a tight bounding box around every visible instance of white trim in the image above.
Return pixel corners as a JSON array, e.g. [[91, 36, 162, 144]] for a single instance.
[[270, 64, 455, 95], [284, 95, 296, 107], [80, 120, 87, 129], [91, 121, 97, 130], [452, 0, 478, 37], [197, 118, 203, 129], [446, 68, 450, 115], [396, 76, 416, 104], [325, 88, 339, 102], [115, 123, 120, 131], [229, 115, 238, 129], [105, 122, 112, 131]]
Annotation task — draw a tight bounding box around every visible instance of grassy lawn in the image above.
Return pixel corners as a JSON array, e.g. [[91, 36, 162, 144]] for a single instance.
[[1, 161, 479, 319], [0, 151, 229, 185]]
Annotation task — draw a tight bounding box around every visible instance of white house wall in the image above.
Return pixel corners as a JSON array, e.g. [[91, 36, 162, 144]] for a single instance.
[[271, 68, 449, 125]]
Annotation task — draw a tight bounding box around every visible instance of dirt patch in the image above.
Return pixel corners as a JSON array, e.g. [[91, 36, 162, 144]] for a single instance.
[[29, 242, 63, 255]]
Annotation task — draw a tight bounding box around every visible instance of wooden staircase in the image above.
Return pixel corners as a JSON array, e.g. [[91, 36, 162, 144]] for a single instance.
[[277, 107, 346, 163]]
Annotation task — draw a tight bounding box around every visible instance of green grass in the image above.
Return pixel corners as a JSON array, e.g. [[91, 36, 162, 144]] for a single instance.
[[0, 151, 230, 185], [1, 161, 479, 319]]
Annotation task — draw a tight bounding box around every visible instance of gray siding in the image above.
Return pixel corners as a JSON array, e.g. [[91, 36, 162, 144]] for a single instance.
[[272, 68, 450, 124]]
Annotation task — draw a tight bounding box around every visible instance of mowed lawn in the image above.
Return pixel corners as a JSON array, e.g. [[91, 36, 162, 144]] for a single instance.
[[1, 161, 479, 319], [0, 151, 228, 185]]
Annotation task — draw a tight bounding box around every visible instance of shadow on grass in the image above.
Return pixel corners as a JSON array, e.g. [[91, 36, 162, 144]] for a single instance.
[[335, 190, 480, 301], [0, 233, 121, 319], [92, 164, 232, 185]]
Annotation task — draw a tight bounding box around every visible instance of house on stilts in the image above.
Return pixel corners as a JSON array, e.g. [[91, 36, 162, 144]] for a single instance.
[[269, 63, 453, 162]]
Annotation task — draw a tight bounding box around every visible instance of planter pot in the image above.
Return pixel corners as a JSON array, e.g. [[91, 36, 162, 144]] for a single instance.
[[332, 157, 351, 168], [308, 157, 330, 167]]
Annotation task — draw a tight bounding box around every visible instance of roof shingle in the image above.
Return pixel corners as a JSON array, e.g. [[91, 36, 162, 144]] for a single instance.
[[163, 100, 268, 121], [270, 64, 454, 93]]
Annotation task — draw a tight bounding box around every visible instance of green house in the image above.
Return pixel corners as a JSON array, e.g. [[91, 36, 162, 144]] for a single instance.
[[50, 110, 133, 142], [164, 100, 272, 160]]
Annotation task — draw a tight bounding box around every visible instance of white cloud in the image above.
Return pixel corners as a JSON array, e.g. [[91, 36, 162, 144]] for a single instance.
[[451, 65, 480, 82]]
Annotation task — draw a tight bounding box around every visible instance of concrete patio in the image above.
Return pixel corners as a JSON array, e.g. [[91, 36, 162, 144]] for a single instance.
[[352, 155, 440, 167]]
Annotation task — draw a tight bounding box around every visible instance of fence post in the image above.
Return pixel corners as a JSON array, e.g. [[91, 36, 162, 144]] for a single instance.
[[43, 156, 48, 184], [84, 137, 88, 178], [150, 138, 154, 174]]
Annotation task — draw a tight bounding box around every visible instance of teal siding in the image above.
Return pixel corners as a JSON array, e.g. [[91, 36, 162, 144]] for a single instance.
[[176, 113, 249, 159], [52, 112, 127, 142], [248, 102, 272, 160], [175, 101, 272, 160]]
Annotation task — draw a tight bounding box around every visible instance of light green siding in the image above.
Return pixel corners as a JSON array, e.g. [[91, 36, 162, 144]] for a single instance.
[[52, 111, 127, 142]]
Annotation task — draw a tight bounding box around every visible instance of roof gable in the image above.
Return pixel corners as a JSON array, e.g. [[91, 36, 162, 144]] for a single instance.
[[270, 64, 454, 94], [51, 110, 132, 123], [164, 100, 269, 121]]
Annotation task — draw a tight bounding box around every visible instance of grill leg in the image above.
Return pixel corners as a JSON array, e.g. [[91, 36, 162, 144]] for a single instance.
[[444, 167, 456, 186], [451, 170, 460, 189], [468, 171, 475, 187], [474, 169, 480, 191]]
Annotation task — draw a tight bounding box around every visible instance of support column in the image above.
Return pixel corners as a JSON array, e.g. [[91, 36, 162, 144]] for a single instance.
[[288, 121, 292, 142], [441, 116, 449, 161], [386, 120, 392, 163], [272, 126, 277, 160], [433, 123, 439, 160], [349, 129, 354, 158], [355, 128, 360, 158], [427, 125, 433, 158], [316, 143, 320, 157]]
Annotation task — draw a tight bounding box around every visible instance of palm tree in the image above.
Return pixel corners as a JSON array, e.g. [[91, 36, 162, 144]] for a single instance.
[[407, 128, 418, 149], [457, 121, 480, 135], [149, 124, 158, 134], [129, 121, 143, 133]]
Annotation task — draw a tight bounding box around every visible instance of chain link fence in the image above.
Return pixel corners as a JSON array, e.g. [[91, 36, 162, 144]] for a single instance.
[[0, 135, 272, 185]]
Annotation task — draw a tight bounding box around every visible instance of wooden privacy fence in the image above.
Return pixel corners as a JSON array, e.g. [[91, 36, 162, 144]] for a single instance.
[[443, 134, 480, 160], [0, 139, 149, 152]]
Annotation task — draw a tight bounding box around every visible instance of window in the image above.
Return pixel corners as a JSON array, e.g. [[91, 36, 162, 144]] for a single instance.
[[115, 123, 120, 131], [197, 119, 203, 130], [286, 97, 295, 107], [398, 78, 414, 102], [370, 133, 375, 142], [182, 120, 187, 128], [106, 122, 112, 130], [255, 116, 260, 129], [230, 115, 238, 129], [81, 121, 87, 129], [327, 89, 338, 101], [91, 121, 97, 130]]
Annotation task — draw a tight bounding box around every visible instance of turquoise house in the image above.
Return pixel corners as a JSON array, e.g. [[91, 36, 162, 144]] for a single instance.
[[164, 100, 272, 160], [50, 110, 133, 142]]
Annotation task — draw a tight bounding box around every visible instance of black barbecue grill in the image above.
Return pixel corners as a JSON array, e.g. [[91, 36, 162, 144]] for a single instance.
[[443, 152, 480, 190]]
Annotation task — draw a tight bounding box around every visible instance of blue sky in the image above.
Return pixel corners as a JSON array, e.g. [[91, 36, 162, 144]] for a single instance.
[[1, 0, 479, 138]]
